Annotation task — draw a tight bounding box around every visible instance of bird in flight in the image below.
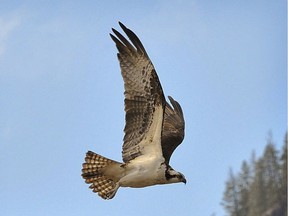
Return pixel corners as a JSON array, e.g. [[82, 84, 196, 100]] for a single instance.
[[82, 22, 186, 200]]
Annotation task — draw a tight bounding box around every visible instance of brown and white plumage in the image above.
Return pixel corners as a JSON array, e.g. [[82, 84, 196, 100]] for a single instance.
[[162, 96, 185, 164], [82, 22, 186, 200]]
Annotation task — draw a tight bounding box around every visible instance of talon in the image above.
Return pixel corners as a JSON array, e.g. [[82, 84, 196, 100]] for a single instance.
[[105, 183, 119, 199]]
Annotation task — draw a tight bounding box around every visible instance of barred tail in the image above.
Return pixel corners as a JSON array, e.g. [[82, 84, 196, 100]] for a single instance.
[[81, 151, 122, 199]]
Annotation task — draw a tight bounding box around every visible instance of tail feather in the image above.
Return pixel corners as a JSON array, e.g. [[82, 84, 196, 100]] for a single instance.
[[89, 176, 115, 197], [82, 151, 122, 199]]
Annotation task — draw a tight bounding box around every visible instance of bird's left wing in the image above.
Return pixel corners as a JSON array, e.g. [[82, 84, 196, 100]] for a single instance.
[[161, 96, 185, 164], [110, 22, 166, 163]]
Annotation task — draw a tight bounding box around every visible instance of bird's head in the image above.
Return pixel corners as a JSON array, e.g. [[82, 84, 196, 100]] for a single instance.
[[165, 166, 186, 184]]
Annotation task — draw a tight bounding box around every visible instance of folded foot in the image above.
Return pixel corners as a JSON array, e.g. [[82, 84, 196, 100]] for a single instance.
[[104, 183, 120, 200]]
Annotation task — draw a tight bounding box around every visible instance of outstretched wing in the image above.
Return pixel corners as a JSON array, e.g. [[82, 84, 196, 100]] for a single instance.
[[110, 22, 165, 163], [161, 96, 185, 164]]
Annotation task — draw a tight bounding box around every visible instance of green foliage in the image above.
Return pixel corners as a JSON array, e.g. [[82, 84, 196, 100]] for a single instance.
[[222, 133, 287, 216]]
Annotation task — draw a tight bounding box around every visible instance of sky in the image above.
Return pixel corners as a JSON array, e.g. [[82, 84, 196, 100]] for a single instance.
[[0, 1, 286, 216]]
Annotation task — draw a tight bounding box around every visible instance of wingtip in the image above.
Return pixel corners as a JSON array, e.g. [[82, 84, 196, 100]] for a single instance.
[[167, 95, 174, 102], [118, 21, 126, 29], [109, 32, 116, 41], [111, 23, 126, 37], [167, 95, 184, 118], [111, 28, 118, 36]]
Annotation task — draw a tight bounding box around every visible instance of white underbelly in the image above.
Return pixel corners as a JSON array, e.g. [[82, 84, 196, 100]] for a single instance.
[[119, 156, 166, 188]]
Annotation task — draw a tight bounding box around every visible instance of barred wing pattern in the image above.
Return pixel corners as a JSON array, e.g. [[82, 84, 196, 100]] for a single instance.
[[162, 96, 185, 164], [110, 22, 165, 163]]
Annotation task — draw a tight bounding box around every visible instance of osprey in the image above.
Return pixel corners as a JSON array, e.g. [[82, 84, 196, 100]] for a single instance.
[[82, 22, 186, 199]]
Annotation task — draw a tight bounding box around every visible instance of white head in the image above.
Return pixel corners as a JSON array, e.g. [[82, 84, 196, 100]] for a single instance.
[[165, 166, 186, 184]]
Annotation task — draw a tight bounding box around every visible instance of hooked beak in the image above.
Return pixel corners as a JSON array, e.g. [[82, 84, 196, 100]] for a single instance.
[[182, 178, 187, 184]]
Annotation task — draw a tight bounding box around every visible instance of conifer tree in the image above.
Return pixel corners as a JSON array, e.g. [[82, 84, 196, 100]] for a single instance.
[[261, 142, 281, 215], [279, 134, 287, 216], [222, 168, 240, 216], [247, 158, 266, 216], [222, 133, 287, 216], [238, 160, 251, 216]]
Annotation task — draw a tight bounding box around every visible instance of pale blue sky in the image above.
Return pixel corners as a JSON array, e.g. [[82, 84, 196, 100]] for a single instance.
[[0, 1, 286, 216]]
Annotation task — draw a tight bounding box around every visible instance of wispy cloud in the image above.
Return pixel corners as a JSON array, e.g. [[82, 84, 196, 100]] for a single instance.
[[0, 14, 21, 57]]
